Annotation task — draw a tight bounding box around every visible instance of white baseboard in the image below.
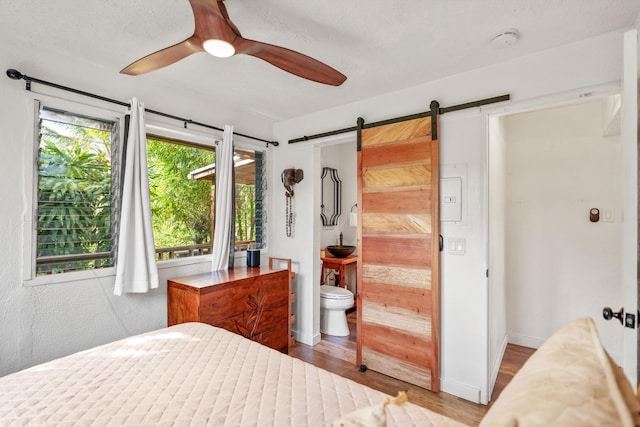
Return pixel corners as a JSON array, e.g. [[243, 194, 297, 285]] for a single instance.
[[312, 332, 321, 346], [440, 377, 481, 404], [507, 333, 544, 349], [292, 329, 321, 346], [509, 333, 622, 366]]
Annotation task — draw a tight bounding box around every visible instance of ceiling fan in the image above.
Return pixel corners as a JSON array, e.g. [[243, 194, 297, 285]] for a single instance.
[[120, 0, 347, 86]]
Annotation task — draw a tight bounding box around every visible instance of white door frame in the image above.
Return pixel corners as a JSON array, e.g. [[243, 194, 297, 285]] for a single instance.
[[621, 28, 638, 386], [484, 79, 633, 396]]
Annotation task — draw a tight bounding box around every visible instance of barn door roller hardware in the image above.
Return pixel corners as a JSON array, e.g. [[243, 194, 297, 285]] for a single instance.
[[289, 94, 510, 145]]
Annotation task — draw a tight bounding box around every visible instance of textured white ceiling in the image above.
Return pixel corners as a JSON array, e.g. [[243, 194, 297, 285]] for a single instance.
[[2, 0, 639, 122]]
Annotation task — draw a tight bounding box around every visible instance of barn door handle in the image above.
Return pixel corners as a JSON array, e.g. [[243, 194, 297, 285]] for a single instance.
[[439, 235, 443, 252]]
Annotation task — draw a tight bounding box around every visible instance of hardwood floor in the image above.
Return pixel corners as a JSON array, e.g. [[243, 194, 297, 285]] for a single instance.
[[288, 312, 535, 426], [489, 342, 536, 403]]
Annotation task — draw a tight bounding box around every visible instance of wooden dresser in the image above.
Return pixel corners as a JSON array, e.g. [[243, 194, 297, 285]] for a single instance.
[[167, 258, 295, 354]]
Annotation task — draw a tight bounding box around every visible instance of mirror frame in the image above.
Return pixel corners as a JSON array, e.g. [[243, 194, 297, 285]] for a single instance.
[[321, 167, 342, 226]]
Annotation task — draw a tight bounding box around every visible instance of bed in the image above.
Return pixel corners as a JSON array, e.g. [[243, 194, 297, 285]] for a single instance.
[[0, 322, 462, 426]]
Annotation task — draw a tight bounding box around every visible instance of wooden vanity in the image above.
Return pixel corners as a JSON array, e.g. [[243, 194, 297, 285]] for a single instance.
[[167, 258, 295, 354], [320, 254, 357, 289]]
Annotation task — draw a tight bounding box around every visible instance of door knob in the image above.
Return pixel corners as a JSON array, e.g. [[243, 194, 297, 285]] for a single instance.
[[602, 307, 624, 325]]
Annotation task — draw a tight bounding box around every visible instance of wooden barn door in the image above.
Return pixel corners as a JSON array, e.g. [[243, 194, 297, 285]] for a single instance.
[[356, 115, 440, 391]]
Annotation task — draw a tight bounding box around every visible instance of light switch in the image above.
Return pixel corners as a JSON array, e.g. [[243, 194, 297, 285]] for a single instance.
[[602, 209, 614, 222], [448, 238, 466, 255]]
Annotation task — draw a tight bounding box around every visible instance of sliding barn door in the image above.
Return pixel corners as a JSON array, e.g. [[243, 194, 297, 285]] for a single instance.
[[357, 116, 440, 391]]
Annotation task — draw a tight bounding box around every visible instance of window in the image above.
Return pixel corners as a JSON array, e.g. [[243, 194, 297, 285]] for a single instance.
[[233, 148, 266, 250], [146, 136, 215, 259], [30, 102, 267, 277], [146, 135, 266, 260], [35, 106, 120, 275]]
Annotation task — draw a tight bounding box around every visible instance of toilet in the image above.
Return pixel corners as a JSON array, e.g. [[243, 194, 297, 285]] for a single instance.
[[320, 285, 354, 336]]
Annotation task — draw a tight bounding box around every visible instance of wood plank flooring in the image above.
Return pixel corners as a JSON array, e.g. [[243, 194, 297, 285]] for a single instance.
[[288, 312, 535, 426]]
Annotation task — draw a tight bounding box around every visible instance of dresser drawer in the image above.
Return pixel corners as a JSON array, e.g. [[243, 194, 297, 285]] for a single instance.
[[198, 276, 289, 321]]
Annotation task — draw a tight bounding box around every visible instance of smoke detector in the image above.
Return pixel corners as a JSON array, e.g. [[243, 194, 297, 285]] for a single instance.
[[491, 29, 519, 48]]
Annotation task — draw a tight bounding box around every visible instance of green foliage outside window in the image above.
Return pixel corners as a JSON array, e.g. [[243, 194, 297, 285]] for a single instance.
[[146, 137, 214, 248], [147, 138, 262, 252], [235, 183, 255, 243], [36, 115, 115, 275]]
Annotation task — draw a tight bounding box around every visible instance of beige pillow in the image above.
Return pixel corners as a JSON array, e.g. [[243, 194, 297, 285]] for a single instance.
[[606, 352, 640, 426], [480, 318, 638, 427], [329, 391, 408, 427]]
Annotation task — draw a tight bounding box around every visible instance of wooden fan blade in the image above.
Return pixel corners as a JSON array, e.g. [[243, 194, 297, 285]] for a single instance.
[[120, 37, 203, 76], [189, 0, 238, 42], [214, 0, 242, 38], [234, 38, 346, 86]]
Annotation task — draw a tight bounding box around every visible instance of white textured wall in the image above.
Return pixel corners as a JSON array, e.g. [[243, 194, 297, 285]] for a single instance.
[[505, 101, 624, 360], [273, 29, 626, 404], [271, 142, 322, 344]]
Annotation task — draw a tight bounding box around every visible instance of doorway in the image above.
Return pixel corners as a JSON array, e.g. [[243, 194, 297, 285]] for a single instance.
[[487, 94, 625, 392], [317, 139, 358, 363]]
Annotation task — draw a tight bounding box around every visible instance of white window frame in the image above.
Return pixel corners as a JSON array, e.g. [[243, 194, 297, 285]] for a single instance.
[[22, 95, 127, 285]]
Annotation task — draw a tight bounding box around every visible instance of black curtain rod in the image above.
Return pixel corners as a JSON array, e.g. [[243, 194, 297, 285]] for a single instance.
[[288, 94, 511, 144], [5, 69, 279, 147]]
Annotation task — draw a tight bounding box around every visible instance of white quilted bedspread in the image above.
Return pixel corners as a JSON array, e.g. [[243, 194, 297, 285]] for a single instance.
[[0, 322, 463, 426]]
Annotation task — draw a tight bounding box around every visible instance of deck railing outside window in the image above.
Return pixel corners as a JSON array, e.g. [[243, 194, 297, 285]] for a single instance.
[[36, 241, 257, 273]]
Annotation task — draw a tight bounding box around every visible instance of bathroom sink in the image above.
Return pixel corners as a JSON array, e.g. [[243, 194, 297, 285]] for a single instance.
[[326, 245, 356, 258]]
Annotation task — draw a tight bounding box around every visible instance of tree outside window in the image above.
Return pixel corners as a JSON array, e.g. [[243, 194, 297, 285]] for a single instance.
[[36, 108, 119, 275], [147, 136, 265, 260]]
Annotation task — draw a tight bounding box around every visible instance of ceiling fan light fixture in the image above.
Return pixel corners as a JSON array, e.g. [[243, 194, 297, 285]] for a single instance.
[[203, 39, 235, 58], [119, 0, 346, 85]]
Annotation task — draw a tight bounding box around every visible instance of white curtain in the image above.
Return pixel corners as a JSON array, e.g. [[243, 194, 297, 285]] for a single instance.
[[211, 124, 235, 270], [114, 98, 158, 295]]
